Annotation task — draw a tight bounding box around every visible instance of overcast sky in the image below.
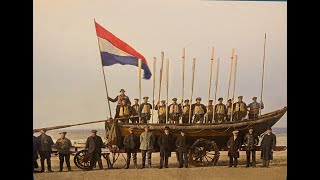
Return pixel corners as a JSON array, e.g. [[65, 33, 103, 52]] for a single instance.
[[33, 0, 287, 129]]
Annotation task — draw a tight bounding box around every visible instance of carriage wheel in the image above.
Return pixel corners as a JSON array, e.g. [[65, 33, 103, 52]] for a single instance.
[[188, 138, 220, 166], [74, 149, 91, 170]]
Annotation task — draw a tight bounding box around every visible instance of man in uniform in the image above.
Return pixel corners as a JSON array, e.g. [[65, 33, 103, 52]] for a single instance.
[[176, 130, 189, 168], [56, 132, 72, 172], [181, 99, 190, 124], [123, 127, 139, 169], [261, 127, 276, 167], [168, 98, 182, 124], [37, 128, 54, 172], [139, 125, 155, 168], [232, 96, 247, 121], [205, 100, 214, 123], [85, 130, 104, 170], [247, 97, 264, 119], [108, 88, 131, 105], [244, 127, 259, 167], [227, 130, 242, 167], [191, 97, 207, 123], [158, 126, 174, 168], [214, 97, 227, 123], [226, 99, 233, 121], [115, 99, 133, 123], [131, 98, 140, 123], [155, 100, 167, 123], [139, 97, 152, 123]]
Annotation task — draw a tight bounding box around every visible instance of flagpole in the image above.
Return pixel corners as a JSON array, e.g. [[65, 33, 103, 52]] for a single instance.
[[207, 47, 214, 123], [138, 59, 142, 122], [151, 57, 156, 123], [182, 48, 185, 101], [260, 33, 267, 116], [189, 58, 196, 124], [213, 58, 220, 121], [157, 52, 164, 123], [94, 24, 112, 118], [230, 55, 238, 121], [166, 58, 169, 124], [226, 48, 234, 104]]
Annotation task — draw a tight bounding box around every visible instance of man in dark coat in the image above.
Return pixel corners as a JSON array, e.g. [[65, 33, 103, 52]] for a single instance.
[[33, 130, 39, 172], [243, 127, 259, 167], [37, 128, 54, 172], [123, 127, 140, 169], [175, 130, 189, 168], [158, 126, 174, 168], [56, 132, 73, 171], [227, 130, 242, 167], [261, 127, 276, 167], [85, 130, 104, 170]]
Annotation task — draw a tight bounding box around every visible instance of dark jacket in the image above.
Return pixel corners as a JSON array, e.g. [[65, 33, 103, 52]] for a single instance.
[[158, 133, 174, 157], [108, 95, 131, 105], [191, 103, 207, 116], [56, 138, 72, 154], [175, 135, 189, 153], [214, 103, 227, 115], [85, 135, 104, 153], [115, 104, 133, 118], [131, 104, 140, 116], [261, 133, 276, 160], [37, 134, 54, 152], [33, 135, 38, 159], [227, 136, 242, 158], [138, 103, 153, 117], [123, 133, 140, 151], [168, 103, 182, 116], [244, 133, 259, 150]]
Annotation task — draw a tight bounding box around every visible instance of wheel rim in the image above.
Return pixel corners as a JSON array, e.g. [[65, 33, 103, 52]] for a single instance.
[[74, 149, 91, 170], [189, 138, 220, 166]]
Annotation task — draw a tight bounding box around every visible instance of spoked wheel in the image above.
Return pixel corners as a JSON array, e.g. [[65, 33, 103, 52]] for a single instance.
[[189, 138, 220, 166], [74, 149, 91, 170]]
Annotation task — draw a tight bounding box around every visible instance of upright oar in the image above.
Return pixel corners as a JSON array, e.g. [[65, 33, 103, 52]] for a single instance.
[[189, 58, 196, 123], [207, 47, 214, 123], [166, 58, 170, 124], [226, 48, 234, 103], [260, 33, 267, 116], [151, 57, 156, 123], [230, 55, 238, 121], [213, 58, 220, 120], [182, 48, 185, 101], [157, 52, 164, 123]]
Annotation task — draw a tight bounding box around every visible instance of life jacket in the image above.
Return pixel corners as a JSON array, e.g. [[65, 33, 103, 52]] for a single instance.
[[194, 104, 204, 115], [235, 102, 246, 112], [183, 105, 190, 114], [132, 104, 139, 114], [169, 104, 180, 114], [117, 95, 128, 105], [249, 102, 260, 114], [119, 106, 130, 117], [141, 103, 151, 114], [158, 105, 166, 116], [207, 105, 213, 115], [216, 104, 226, 114], [227, 103, 232, 115]]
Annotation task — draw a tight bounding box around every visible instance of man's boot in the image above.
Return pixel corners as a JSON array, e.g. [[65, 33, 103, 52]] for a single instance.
[[164, 157, 169, 168]]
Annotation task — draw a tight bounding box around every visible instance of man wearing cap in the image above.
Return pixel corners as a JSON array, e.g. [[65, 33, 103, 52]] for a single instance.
[[115, 99, 133, 123], [139, 125, 155, 168], [131, 98, 140, 123], [139, 97, 152, 123], [176, 130, 189, 168], [158, 126, 174, 168], [85, 130, 104, 170], [191, 97, 207, 123], [155, 100, 167, 123], [214, 97, 227, 123], [232, 96, 248, 121], [227, 130, 242, 167], [247, 97, 264, 119], [108, 88, 131, 105], [123, 127, 140, 169], [243, 128, 259, 167], [261, 128, 276, 167], [37, 129, 54, 172], [226, 99, 233, 121], [168, 98, 182, 124], [181, 99, 191, 124], [205, 100, 214, 123], [56, 132, 73, 171]]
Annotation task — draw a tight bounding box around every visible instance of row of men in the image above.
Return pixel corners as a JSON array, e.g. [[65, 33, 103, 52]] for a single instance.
[[112, 93, 264, 124], [33, 126, 276, 172]]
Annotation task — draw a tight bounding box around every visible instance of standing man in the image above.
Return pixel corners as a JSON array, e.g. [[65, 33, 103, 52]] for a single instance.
[[214, 97, 227, 123], [155, 100, 167, 123], [131, 98, 140, 123], [108, 88, 131, 105], [56, 132, 72, 171], [158, 126, 174, 169], [37, 129, 54, 172], [85, 130, 104, 170], [226, 99, 233, 121], [232, 96, 247, 121], [261, 127, 276, 167], [139, 97, 152, 123], [33, 130, 39, 172], [227, 130, 242, 167], [123, 127, 139, 169], [243, 128, 259, 167], [168, 98, 182, 124], [176, 130, 189, 168], [115, 99, 133, 123], [247, 97, 264, 119], [191, 97, 207, 123], [205, 100, 214, 123], [139, 125, 155, 168], [181, 99, 190, 124]]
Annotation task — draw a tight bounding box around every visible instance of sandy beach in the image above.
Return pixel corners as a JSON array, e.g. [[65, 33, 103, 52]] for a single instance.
[[34, 150, 286, 180]]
